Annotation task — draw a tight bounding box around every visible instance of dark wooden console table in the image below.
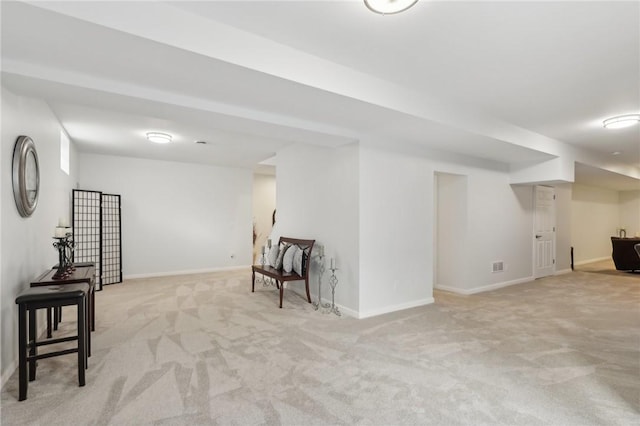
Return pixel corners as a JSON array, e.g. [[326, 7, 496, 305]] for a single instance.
[[31, 264, 96, 337]]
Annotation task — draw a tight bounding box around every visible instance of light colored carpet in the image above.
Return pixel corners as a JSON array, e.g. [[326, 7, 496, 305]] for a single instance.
[[1, 267, 638, 425]]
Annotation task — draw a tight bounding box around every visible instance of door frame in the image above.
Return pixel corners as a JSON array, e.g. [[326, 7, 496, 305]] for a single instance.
[[533, 185, 556, 279]]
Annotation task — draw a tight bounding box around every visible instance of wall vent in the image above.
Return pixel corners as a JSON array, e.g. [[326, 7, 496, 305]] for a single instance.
[[492, 261, 504, 273]]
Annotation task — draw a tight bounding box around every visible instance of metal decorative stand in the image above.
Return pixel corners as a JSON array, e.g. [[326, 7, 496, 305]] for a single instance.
[[52, 234, 75, 280], [259, 242, 275, 287], [312, 254, 329, 310], [258, 252, 267, 285], [325, 267, 341, 316], [65, 238, 76, 271], [258, 251, 275, 287]]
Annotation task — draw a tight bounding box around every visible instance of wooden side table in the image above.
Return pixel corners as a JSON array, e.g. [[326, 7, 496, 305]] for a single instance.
[[15, 284, 88, 401], [31, 264, 96, 355]]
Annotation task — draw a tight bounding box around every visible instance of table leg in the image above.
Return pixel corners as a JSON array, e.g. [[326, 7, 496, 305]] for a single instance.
[[53, 306, 59, 331], [18, 304, 28, 401], [46, 307, 52, 338], [91, 288, 95, 331], [77, 296, 86, 386], [86, 292, 91, 359], [28, 308, 37, 382]]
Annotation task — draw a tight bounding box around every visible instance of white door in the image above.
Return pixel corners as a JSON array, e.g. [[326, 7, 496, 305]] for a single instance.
[[534, 186, 555, 278]]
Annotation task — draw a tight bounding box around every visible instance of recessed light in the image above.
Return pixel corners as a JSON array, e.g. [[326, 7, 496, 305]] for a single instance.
[[146, 132, 172, 144], [603, 114, 640, 129], [364, 0, 419, 15]]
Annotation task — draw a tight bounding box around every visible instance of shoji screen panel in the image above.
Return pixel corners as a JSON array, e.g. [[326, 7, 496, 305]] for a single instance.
[[72, 189, 102, 290], [102, 194, 122, 285], [72, 189, 123, 290]]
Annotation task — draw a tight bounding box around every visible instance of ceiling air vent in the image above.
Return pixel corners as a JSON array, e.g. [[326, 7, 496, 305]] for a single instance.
[[492, 261, 504, 273]]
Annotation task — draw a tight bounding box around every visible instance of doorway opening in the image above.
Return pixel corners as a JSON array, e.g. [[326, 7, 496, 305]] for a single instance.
[[252, 172, 276, 263]]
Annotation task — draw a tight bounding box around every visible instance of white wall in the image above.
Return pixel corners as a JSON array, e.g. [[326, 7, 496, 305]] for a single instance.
[[619, 190, 640, 238], [359, 146, 434, 316], [275, 142, 543, 316], [252, 173, 276, 262], [0, 89, 3, 386], [1, 88, 78, 383], [571, 184, 620, 264], [358, 143, 538, 304], [271, 139, 576, 315], [554, 183, 573, 272], [440, 164, 534, 293], [275, 143, 359, 314], [435, 173, 468, 290], [78, 154, 253, 277]]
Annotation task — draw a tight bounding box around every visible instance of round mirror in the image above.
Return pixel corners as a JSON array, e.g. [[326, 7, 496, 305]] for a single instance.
[[12, 136, 40, 217]]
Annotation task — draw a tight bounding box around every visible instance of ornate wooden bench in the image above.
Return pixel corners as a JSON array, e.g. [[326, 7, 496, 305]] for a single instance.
[[252, 237, 315, 308]]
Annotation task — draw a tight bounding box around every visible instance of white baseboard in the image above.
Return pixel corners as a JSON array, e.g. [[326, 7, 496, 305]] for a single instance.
[[313, 296, 358, 318], [435, 284, 467, 294], [336, 303, 359, 318], [357, 298, 435, 319], [285, 287, 358, 318], [301, 288, 433, 319], [555, 268, 572, 275], [436, 276, 534, 295], [574, 256, 610, 267], [124, 265, 250, 280]]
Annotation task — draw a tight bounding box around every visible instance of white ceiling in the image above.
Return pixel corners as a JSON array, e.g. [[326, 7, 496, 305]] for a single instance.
[[1, 1, 639, 189]]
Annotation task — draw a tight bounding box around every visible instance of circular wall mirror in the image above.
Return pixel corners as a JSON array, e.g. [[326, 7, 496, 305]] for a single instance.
[[12, 135, 40, 217]]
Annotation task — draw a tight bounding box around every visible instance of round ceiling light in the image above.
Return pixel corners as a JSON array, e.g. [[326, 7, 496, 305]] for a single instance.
[[603, 114, 640, 129], [364, 0, 419, 15], [146, 132, 172, 144]]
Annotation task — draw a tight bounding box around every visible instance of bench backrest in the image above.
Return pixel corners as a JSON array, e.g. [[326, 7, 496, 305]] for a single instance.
[[278, 237, 315, 278]]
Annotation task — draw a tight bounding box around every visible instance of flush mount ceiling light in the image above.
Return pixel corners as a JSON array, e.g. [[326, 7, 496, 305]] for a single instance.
[[146, 132, 172, 144], [364, 0, 419, 14], [603, 114, 640, 129]]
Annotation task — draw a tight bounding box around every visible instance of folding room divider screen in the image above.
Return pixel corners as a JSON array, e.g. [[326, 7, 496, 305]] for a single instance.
[[101, 193, 122, 285], [72, 189, 122, 290]]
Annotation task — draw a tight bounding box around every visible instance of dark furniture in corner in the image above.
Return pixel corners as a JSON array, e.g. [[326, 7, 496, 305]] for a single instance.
[[611, 237, 640, 272], [15, 283, 89, 401], [252, 237, 315, 308], [33, 264, 96, 341]]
